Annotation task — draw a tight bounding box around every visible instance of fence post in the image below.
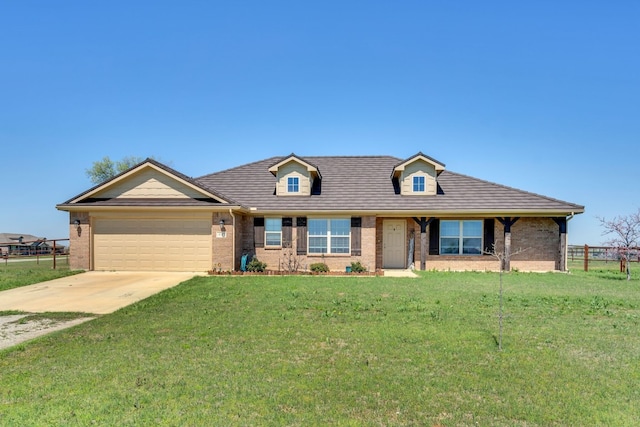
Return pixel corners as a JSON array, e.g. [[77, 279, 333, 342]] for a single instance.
[[584, 244, 589, 272]]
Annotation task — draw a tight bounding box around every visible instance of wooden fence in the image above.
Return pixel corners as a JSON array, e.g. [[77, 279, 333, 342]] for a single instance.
[[1, 238, 69, 269], [568, 245, 640, 272]]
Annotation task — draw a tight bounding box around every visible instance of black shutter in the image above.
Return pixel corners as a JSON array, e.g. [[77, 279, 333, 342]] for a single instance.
[[351, 217, 362, 256], [282, 217, 293, 248], [296, 217, 307, 255], [483, 218, 495, 255], [254, 217, 264, 248], [429, 219, 440, 255]]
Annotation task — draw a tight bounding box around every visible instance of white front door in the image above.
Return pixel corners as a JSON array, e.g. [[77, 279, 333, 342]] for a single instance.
[[383, 220, 406, 269]]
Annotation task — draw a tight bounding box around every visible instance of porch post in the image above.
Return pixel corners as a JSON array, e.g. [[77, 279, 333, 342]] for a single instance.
[[504, 231, 511, 271], [553, 217, 568, 271], [412, 217, 434, 271], [497, 217, 519, 272]]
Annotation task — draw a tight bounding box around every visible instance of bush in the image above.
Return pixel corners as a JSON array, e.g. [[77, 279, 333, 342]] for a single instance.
[[310, 262, 329, 273], [246, 257, 267, 272], [350, 261, 367, 273]]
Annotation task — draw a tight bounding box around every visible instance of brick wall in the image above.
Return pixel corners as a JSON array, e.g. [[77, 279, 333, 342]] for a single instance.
[[247, 215, 376, 272], [508, 218, 559, 261], [211, 212, 234, 271], [375, 217, 384, 269], [421, 217, 562, 272], [69, 212, 90, 270], [69, 212, 563, 273]]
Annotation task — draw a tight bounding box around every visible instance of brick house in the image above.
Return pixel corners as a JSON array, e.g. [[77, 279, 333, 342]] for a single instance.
[[57, 153, 584, 272]]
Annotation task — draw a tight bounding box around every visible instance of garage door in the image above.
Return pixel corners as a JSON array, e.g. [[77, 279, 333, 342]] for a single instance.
[[93, 217, 212, 271]]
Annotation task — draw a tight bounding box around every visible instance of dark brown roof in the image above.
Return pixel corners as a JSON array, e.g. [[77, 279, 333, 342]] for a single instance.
[[196, 156, 584, 215]]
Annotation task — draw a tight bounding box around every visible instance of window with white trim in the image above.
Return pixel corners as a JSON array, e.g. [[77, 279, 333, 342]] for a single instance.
[[440, 220, 482, 255], [413, 176, 425, 192], [308, 218, 350, 254], [265, 218, 282, 247], [287, 176, 299, 193]]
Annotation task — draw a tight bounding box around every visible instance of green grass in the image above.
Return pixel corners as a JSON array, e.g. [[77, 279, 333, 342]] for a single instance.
[[1, 270, 639, 425], [0, 258, 80, 291]]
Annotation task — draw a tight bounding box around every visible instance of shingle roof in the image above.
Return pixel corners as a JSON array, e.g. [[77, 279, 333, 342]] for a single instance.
[[0, 233, 45, 245], [196, 155, 584, 215]]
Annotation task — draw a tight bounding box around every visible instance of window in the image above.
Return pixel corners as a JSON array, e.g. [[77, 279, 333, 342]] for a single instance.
[[308, 218, 350, 254], [413, 176, 425, 192], [287, 176, 299, 193], [265, 218, 282, 247], [440, 220, 482, 255]]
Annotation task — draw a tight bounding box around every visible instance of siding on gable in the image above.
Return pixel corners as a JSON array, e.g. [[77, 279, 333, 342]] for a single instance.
[[275, 161, 312, 196], [95, 168, 206, 199], [400, 160, 437, 195]]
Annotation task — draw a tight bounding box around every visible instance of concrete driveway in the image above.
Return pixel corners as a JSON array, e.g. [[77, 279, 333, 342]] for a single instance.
[[0, 271, 198, 315]]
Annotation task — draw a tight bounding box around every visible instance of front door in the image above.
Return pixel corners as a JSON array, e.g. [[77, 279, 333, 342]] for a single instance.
[[383, 220, 406, 268]]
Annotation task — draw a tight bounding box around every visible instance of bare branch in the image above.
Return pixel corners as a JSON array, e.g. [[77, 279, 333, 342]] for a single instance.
[[597, 208, 640, 280]]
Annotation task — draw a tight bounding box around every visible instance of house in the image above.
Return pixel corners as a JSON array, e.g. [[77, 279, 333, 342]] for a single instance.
[[0, 233, 55, 256], [56, 153, 584, 273]]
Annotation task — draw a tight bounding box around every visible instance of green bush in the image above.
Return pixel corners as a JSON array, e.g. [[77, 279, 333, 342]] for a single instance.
[[310, 262, 329, 273], [350, 261, 367, 273], [246, 257, 267, 272]]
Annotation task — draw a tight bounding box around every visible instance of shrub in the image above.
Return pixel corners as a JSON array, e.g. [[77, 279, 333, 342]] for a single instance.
[[310, 262, 329, 273], [350, 261, 367, 273], [246, 257, 267, 272]]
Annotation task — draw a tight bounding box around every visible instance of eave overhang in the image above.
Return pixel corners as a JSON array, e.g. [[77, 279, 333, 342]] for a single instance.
[[241, 208, 584, 218], [56, 204, 243, 212]]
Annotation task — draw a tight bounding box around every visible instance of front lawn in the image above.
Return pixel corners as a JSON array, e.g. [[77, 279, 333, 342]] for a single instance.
[[1, 270, 638, 425], [0, 259, 80, 292]]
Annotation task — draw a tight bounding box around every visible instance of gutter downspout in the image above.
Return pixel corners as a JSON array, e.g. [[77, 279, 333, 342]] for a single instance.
[[565, 212, 575, 271], [229, 209, 236, 271]]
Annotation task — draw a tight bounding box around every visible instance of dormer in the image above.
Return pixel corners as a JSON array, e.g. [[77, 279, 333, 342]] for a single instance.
[[268, 154, 321, 196], [391, 152, 445, 196]]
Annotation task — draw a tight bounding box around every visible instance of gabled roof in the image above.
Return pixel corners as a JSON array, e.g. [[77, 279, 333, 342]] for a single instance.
[[391, 152, 446, 178], [196, 155, 584, 216], [58, 158, 239, 210], [0, 233, 45, 245], [268, 153, 322, 179]]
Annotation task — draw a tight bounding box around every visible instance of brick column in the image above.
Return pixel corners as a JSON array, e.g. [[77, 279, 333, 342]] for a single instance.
[[69, 212, 91, 270]]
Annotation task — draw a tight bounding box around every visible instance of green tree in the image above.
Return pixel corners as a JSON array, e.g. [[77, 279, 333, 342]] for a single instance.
[[85, 156, 145, 184]]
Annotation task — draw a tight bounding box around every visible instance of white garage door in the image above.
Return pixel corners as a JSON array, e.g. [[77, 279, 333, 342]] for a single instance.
[[93, 217, 212, 271]]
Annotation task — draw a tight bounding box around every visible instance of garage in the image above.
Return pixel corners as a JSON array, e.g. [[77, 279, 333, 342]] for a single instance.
[[93, 216, 212, 271]]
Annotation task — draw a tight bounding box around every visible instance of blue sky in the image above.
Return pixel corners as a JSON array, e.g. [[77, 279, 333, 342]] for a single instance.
[[2, 1, 639, 245]]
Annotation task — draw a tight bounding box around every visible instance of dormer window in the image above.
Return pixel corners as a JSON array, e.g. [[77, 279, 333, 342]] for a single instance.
[[391, 152, 445, 196], [268, 154, 321, 196], [288, 177, 299, 193]]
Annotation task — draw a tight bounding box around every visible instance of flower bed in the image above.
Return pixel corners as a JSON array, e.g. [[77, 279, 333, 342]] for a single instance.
[[208, 269, 382, 276]]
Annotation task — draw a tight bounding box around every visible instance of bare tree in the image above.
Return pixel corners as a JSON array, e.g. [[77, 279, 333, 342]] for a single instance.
[[485, 244, 527, 351], [598, 208, 640, 281], [279, 246, 302, 272]]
